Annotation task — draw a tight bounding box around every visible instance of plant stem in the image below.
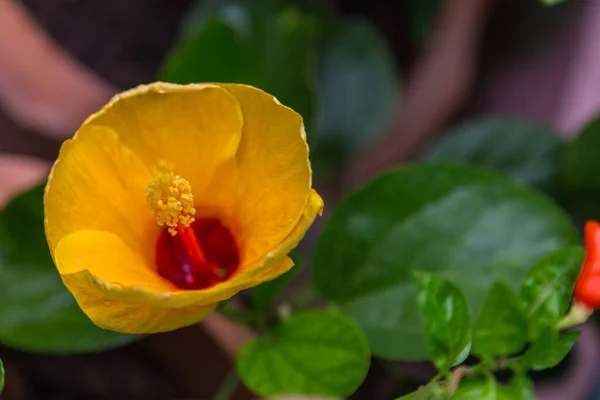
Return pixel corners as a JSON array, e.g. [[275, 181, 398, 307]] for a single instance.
[[447, 366, 468, 394], [212, 370, 240, 400], [556, 301, 593, 330]]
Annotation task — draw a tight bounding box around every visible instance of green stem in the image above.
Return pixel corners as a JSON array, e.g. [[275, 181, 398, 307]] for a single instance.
[[212, 370, 240, 400], [556, 301, 593, 331]]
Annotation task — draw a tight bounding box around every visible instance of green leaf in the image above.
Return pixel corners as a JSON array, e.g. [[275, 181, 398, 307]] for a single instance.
[[524, 329, 580, 370], [311, 19, 397, 172], [505, 374, 535, 400], [421, 118, 564, 193], [473, 282, 527, 359], [313, 163, 578, 360], [236, 311, 370, 397], [0, 358, 4, 394], [451, 375, 496, 399], [161, 1, 318, 141], [496, 385, 524, 400], [0, 183, 139, 352], [520, 247, 584, 339], [251, 252, 302, 310], [414, 271, 471, 371]]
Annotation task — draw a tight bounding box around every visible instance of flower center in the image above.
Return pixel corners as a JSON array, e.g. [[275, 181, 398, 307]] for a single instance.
[[146, 161, 240, 289]]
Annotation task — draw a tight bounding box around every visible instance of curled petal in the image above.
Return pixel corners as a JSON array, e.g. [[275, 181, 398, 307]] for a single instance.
[[62, 273, 215, 334]]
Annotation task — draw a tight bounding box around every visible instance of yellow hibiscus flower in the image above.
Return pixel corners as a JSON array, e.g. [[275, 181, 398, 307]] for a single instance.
[[43, 82, 323, 334]]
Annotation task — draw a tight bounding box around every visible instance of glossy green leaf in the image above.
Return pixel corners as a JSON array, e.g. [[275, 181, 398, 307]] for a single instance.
[[313, 163, 578, 360], [0, 183, 139, 352], [251, 252, 302, 310], [524, 329, 580, 370], [236, 311, 370, 397], [415, 271, 471, 371], [451, 376, 496, 400], [0, 358, 4, 394], [421, 118, 564, 193], [161, 1, 318, 140], [473, 282, 527, 359], [311, 19, 396, 172], [520, 247, 583, 339]]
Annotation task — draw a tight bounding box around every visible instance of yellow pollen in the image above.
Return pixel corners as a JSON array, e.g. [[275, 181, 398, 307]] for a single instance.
[[146, 160, 196, 236]]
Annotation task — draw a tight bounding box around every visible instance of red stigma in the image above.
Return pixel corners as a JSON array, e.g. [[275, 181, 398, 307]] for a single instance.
[[155, 218, 240, 290]]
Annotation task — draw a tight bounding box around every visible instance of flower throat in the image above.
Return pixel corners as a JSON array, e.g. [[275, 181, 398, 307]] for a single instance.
[[146, 161, 239, 289]]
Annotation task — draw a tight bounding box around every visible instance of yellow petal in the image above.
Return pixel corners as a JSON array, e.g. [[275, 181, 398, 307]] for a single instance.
[[55, 230, 214, 333], [62, 273, 215, 334], [44, 125, 155, 261], [217, 84, 312, 267], [236, 189, 325, 284], [57, 190, 323, 312], [84, 82, 243, 221], [55, 230, 175, 292]]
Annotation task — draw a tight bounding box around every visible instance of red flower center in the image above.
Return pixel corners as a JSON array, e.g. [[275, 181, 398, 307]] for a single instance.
[[155, 217, 240, 290]]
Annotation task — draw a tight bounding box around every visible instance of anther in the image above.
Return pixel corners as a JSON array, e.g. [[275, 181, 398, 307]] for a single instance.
[[146, 160, 196, 236]]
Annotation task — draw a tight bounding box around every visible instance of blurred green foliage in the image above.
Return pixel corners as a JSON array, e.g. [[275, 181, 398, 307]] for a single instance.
[[424, 114, 600, 229], [421, 118, 564, 194], [251, 252, 302, 310], [312, 18, 397, 175]]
